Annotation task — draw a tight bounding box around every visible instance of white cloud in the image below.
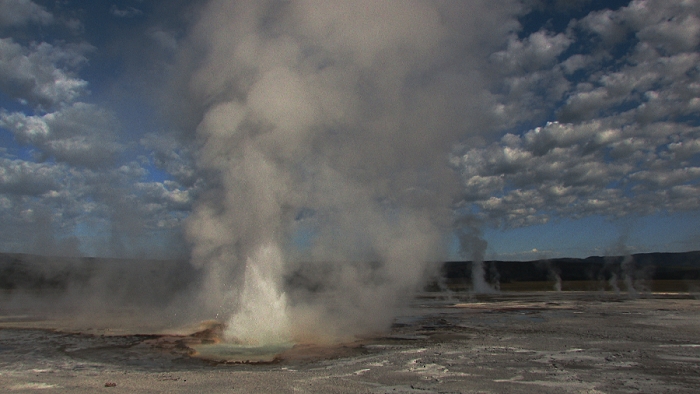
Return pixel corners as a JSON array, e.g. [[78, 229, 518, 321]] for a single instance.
[[0, 157, 61, 195], [630, 167, 700, 189], [456, 116, 700, 226], [455, 0, 700, 228], [491, 30, 572, 74], [577, 8, 627, 45], [135, 181, 192, 211], [0, 38, 92, 109], [139, 132, 196, 186], [488, 29, 574, 128], [0, 2, 204, 258], [0, 152, 192, 256], [491, 0, 700, 128], [0, 0, 53, 27], [637, 14, 700, 53], [148, 28, 178, 51], [109, 5, 143, 18], [0, 103, 123, 168]]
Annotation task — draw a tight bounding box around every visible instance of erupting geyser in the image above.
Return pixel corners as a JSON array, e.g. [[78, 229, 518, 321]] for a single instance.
[[177, 0, 502, 351], [225, 243, 291, 345]]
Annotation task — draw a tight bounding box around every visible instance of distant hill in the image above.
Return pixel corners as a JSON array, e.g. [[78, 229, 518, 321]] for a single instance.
[[442, 251, 700, 283], [1, 251, 699, 294], [0, 253, 198, 306]]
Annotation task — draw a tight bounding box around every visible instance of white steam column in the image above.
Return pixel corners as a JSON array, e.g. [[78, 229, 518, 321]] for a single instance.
[[181, 1, 501, 347]]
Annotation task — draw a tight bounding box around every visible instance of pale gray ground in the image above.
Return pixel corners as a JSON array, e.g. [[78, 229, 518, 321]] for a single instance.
[[1, 292, 699, 393]]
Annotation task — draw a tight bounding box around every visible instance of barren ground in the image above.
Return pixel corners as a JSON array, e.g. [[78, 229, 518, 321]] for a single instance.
[[1, 291, 699, 393]]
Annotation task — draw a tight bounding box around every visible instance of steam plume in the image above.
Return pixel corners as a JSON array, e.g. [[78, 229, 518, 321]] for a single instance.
[[177, 1, 515, 344], [455, 217, 498, 293], [606, 235, 647, 298]]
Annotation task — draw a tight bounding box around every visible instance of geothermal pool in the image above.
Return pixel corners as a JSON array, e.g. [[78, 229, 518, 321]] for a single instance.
[[1, 291, 699, 393]]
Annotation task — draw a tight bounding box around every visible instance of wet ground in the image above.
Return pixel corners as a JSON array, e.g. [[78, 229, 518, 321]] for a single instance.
[[1, 291, 700, 393]]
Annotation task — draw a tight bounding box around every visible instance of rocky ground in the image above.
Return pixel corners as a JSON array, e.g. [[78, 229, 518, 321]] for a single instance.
[[1, 291, 699, 393]]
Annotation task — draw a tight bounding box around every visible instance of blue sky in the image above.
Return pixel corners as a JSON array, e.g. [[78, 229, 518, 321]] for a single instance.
[[0, 0, 699, 261]]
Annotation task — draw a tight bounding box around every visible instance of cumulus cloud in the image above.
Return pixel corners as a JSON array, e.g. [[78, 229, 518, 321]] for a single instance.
[[0, 157, 61, 195], [0, 38, 92, 109], [453, 0, 700, 230], [0, 155, 191, 258], [0, 103, 123, 168], [134, 180, 193, 212], [457, 119, 699, 226], [491, 30, 572, 74], [0, 0, 53, 28], [139, 132, 196, 186], [488, 30, 573, 128], [0, 2, 191, 258], [0, 156, 82, 255]]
